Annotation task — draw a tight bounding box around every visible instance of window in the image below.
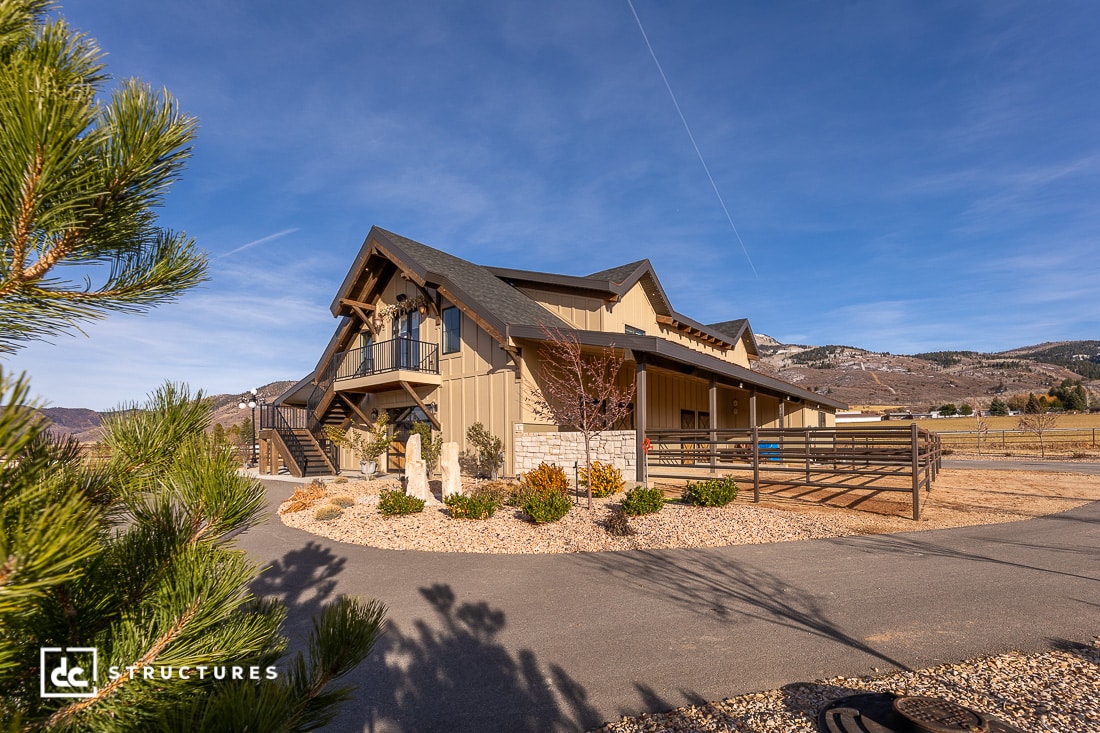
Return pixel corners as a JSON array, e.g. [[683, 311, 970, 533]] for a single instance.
[[625, 325, 645, 336], [442, 306, 461, 354]]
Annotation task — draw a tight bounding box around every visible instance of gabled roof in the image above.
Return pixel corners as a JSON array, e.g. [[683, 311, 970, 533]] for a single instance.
[[333, 227, 571, 340], [292, 226, 844, 410], [707, 318, 761, 359]]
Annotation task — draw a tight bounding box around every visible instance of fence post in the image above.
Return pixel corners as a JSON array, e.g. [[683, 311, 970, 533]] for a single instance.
[[911, 423, 920, 521], [752, 425, 760, 503], [805, 427, 811, 483]]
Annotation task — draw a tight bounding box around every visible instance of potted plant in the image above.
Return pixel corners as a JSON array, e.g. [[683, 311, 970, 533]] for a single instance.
[[326, 413, 391, 476]]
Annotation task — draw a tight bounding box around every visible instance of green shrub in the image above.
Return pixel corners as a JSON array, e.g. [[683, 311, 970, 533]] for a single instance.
[[604, 506, 634, 536], [463, 422, 505, 478], [378, 489, 425, 516], [620, 485, 665, 516], [328, 495, 355, 508], [521, 462, 569, 498], [314, 504, 344, 521], [579, 461, 624, 497], [444, 493, 500, 520], [681, 476, 738, 507], [522, 491, 571, 524], [471, 480, 521, 506]]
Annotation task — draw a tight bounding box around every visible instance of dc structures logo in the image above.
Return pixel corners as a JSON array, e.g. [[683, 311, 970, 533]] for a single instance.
[[40, 647, 98, 699]]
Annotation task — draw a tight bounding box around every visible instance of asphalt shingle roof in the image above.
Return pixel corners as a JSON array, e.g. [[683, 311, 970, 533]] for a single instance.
[[586, 260, 648, 284], [375, 228, 571, 331]]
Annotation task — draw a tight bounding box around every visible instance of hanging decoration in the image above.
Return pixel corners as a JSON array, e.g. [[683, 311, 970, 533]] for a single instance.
[[375, 294, 429, 321]]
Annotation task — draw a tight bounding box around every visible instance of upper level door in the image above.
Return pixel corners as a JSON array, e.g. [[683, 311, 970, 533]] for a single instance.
[[394, 310, 421, 368]]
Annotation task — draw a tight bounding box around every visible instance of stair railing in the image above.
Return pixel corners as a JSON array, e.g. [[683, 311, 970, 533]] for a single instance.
[[259, 404, 310, 474]]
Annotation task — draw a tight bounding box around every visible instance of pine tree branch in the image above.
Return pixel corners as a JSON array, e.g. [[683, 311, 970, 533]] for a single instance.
[[6, 146, 44, 279], [42, 598, 201, 729]]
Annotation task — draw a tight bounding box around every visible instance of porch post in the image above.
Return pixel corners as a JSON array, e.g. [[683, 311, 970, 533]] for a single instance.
[[635, 356, 648, 486], [749, 388, 757, 427], [708, 376, 717, 472], [779, 399, 785, 428], [259, 437, 269, 474]]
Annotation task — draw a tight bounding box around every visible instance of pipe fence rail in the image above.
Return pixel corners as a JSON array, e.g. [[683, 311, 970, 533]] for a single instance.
[[645, 424, 942, 520], [931, 426, 1100, 453]]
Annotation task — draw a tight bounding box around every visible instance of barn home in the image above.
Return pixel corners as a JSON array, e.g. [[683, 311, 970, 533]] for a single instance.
[[260, 226, 846, 479]]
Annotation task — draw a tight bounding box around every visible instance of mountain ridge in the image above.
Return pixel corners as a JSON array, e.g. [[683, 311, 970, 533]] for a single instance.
[[754, 337, 1100, 411]]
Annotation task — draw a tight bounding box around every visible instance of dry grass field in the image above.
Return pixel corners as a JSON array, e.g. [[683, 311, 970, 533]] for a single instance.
[[911, 412, 1100, 432]]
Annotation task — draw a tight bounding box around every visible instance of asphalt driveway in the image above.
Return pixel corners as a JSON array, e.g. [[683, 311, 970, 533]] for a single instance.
[[237, 478, 1100, 733]]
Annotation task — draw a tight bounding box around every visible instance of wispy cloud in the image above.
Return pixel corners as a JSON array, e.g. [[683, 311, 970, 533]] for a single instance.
[[213, 228, 301, 260]]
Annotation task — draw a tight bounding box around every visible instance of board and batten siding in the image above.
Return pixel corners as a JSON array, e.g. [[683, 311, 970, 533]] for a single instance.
[[516, 288, 604, 330], [437, 305, 523, 476]]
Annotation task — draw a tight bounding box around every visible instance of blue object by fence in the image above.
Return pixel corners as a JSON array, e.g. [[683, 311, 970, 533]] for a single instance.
[[759, 442, 780, 462]]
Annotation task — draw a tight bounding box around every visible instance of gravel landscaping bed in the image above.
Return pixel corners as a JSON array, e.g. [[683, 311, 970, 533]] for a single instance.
[[279, 477, 871, 554], [277, 469, 1099, 554], [590, 637, 1100, 732]]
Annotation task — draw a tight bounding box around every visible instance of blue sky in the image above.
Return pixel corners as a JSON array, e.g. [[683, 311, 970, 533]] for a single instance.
[[7, 0, 1100, 409]]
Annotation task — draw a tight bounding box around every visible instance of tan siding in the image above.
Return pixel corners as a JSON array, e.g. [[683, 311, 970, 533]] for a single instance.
[[517, 288, 604, 330], [604, 286, 659, 336], [437, 305, 522, 475]]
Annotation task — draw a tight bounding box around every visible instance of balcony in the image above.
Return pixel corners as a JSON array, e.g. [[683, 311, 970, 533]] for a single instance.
[[332, 337, 441, 393]]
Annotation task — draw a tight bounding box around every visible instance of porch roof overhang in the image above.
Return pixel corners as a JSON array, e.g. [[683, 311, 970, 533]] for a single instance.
[[506, 324, 848, 410]]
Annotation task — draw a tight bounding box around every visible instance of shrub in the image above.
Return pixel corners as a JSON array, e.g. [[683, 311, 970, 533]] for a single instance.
[[378, 489, 426, 516], [463, 422, 505, 478], [471, 480, 521, 506], [682, 476, 739, 507], [604, 506, 634, 536], [411, 420, 443, 474], [521, 462, 569, 498], [280, 481, 327, 514], [523, 491, 571, 524], [579, 461, 624, 497], [444, 493, 500, 520], [332, 476, 349, 484], [328, 495, 355, 508], [314, 504, 344, 521], [620, 485, 665, 516]]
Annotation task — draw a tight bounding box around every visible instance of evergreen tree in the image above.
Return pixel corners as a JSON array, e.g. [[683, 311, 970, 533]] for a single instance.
[[1025, 393, 1042, 414], [1, 379, 385, 729], [989, 398, 1009, 416], [0, 2, 385, 728], [0, 0, 207, 353]]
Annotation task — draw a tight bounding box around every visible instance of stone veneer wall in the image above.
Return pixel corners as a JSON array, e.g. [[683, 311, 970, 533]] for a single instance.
[[513, 429, 636, 482]]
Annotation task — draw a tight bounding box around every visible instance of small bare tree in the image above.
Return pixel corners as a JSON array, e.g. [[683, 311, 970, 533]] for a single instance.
[[967, 400, 989, 455], [527, 325, 635, 508], [1018, 402, 1058, 458]]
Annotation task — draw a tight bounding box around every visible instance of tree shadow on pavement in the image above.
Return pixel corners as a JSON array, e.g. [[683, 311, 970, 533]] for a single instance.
[[250, 540, 348, 639], [581, 548, 912, 673], [849, 532, 1099, 584], [331, 583, 600, 733]]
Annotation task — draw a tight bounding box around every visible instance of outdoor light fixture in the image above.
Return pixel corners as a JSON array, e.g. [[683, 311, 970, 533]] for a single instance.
[[238, 388, 265, 467]]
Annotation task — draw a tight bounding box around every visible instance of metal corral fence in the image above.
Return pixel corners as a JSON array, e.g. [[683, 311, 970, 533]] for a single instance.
[[644, 424, 942, 520], [931, 426, 1100, 453]]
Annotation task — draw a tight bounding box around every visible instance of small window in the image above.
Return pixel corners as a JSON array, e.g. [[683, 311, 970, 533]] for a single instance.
[[442, 307, 461, 354], [625, 325, 645, 336]]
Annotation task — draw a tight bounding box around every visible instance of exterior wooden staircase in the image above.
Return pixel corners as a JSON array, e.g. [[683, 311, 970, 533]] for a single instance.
[[259, 403, 339, 477]]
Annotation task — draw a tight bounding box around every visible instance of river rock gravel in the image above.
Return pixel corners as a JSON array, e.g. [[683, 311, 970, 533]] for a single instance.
[[590, 637, 1100, 733]]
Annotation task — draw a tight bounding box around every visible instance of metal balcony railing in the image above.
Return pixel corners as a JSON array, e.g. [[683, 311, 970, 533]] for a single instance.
[[333, 337, 439, 382]]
